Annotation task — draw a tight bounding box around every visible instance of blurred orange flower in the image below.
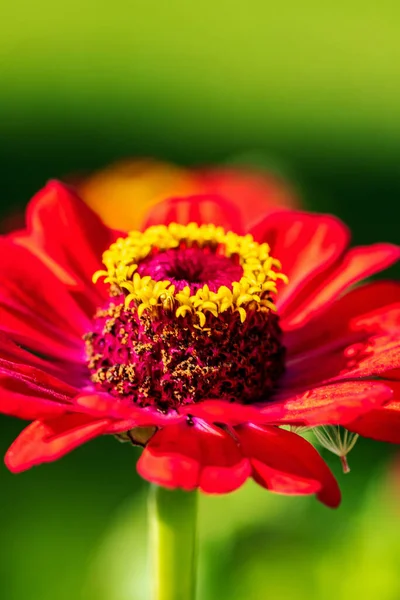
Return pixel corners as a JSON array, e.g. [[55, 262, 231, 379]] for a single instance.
[[75, 159, 299, 231]]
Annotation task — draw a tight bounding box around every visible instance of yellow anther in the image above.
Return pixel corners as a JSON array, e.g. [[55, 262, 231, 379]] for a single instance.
[[92, 222, 287, 328], [92, 270, 109, 284], [236, 307, 247, 323], [195, 311, 207, 328], [124, 293, 137, 308], [277, 273, 289, 284], [138, 303, 150, 318], [176, 305, 194, 318], [237, 294, 259, 306]]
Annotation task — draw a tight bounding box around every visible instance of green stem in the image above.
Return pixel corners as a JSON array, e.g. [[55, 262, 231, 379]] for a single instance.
[[149, 485, 198, 600]]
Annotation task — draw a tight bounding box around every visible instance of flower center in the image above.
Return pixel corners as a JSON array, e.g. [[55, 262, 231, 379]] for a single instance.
[[136, 247, 243, 292], [85, 223, 287, 410]]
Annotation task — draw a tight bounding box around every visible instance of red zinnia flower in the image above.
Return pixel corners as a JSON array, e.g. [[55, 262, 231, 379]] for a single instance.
[[1, 182, 399, 509]]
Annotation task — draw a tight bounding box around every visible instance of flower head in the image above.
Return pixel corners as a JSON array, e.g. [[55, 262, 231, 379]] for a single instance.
[[86, 222, 286, 410], [0, 181, 399, 508]]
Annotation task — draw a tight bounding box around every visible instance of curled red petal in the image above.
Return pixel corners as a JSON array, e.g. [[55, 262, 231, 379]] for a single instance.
[[236, 424, 341, 507], [143, 194, 245, 234], [262, 380, 393, 426], [4, 414, 110, 473], [137, 420, 251, 493]]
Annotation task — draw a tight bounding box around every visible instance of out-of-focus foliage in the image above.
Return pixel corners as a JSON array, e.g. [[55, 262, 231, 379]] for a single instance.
[[2, 1, 400, 157], [0, 1, 399, 599], [1, 0, 400, 245], [85, 447, 400, 600]]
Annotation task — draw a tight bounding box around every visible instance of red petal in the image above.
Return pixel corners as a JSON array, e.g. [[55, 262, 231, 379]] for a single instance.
[[347, 381, 400, 443], [0, 331, 87, 389], [5, 414, 110, 473], [338, 336, 400, 380], [0, 330, 60, 371], [284, 283, 400, 388], [262, 381, 393, 426], [250, 211, 350, 309], [143, 194, 245, 234], [288, 332, 400, 389], [194, 168, 298, 229], [104, 419, 148, 434], [285, 331, 400, 390], [236, 424, 341, 507], [12, 180, 117, 301], [0, 357, 78, 420], [0, 238, 89, 360], [74, 392, 185, 425], [286, 281, 400, 357], [282, 243, 400, 330], [0, 357, 78, 398], [0, 380, 71, 421], [348, 401, 400, 443], [180, 399, 280, 425], [137, 420, 251, 493]]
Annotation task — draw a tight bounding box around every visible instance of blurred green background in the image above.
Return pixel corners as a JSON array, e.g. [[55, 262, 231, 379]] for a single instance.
[[0, 1, 399, 599]]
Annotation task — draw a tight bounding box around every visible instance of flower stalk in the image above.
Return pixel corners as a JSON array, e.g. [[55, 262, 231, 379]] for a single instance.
[[149, 485, 198, 600]]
